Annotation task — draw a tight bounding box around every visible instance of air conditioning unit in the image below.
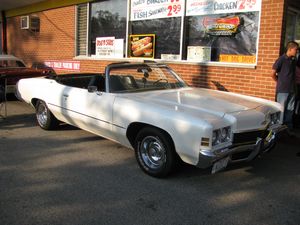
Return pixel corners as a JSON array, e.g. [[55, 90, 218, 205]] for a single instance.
[[20, 16, 30, 29], [20, 15, 40, 31]]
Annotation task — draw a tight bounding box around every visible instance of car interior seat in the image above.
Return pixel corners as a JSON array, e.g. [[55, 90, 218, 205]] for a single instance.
[[120, 75, 139, 89], [110, 75, 139, 92], [88, 75, 105, 92], [109, 75, 127, 92]]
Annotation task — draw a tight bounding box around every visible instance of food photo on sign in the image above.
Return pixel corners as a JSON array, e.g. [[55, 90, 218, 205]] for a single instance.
[[129, 34, 155, 58], [202, 16, 240, 36]]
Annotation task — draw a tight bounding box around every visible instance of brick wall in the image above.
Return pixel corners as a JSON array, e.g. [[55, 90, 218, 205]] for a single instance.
[[6, 6, 75, 66], [6, 0, 287, 101]]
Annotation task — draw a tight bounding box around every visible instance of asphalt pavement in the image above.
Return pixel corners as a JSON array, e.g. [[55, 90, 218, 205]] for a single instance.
[[1, 98, 300, 225]]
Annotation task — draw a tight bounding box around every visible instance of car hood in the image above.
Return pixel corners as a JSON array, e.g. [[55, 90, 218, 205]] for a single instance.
[[130, 87, 267, 117]]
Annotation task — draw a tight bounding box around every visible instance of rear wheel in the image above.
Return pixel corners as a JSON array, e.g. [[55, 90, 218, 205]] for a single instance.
[[135, 127, 177, 177], [35, 100, 59, 130]]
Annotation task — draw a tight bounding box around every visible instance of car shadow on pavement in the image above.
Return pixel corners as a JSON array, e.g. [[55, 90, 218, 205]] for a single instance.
[[55, 123, 81, 131], [0, 113, 81, 132], [0, 113, 36, 129]]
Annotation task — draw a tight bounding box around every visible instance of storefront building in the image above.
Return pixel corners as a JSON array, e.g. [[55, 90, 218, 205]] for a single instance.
[[2, 0, 300, 100]]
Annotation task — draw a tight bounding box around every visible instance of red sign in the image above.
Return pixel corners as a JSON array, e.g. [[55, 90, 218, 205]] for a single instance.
[[44, 60, 80, 71]]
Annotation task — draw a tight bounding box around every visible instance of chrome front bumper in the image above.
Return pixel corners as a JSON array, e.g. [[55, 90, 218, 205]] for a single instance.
[[197, 124, 287, 169]]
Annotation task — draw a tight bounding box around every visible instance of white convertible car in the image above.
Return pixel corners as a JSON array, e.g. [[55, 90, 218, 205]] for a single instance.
[[16, 62, 286, 177]]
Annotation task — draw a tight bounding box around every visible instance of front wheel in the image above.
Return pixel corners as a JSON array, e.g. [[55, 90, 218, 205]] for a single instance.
[[35, 100, 59, 130], [134, 127, 177, 177]]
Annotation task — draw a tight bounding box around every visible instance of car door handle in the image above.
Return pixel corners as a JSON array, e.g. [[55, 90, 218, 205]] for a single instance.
[[63, 94, 69, 97]]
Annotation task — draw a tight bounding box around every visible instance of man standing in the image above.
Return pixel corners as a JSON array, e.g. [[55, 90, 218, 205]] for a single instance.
[[272, 41, 299, 131]]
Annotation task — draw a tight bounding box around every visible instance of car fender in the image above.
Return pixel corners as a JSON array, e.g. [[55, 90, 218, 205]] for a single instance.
[[112, 96, 226, 165]]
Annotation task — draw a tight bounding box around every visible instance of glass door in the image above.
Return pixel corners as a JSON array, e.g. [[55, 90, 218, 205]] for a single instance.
[[284, 8, 300, 46]]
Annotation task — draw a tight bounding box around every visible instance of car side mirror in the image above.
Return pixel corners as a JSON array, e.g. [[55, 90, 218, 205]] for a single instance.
[[88, 86, 97, 93]]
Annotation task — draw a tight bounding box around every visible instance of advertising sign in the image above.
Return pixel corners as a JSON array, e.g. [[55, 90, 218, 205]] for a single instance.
[[219, 54, 256, 63], [187, 46, 211, 61], [202, 16, 240, 36], [96, 37, 114, 57], [95, 37, 124, 58], [96, 37, 115, 57], [186, 0, 261, 16], [131, 0, 184, 21], [186, 0, 261, 65], [44, 60, 80, 71], [129, 34, 155, 58]]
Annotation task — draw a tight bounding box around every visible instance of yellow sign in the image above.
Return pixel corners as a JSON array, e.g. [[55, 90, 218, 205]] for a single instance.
[[129, 34, 155, 58], [219, 54, 256, 64]]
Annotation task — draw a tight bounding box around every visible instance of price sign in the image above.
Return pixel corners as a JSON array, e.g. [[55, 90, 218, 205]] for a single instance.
[[131, 0, 184, 21], [167, 3, 182, 16]]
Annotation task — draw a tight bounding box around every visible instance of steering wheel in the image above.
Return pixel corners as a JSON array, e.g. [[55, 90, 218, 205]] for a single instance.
[[153, 78, 168, 86]]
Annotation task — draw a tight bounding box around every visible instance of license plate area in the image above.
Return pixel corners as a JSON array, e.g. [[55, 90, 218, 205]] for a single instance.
[[211, 156, 230, 174]]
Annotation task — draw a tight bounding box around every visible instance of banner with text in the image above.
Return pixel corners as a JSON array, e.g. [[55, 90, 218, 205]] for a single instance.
[[186, 0, 261, 16], [44, 60, 80, 71], [131, 0, 184, 21]]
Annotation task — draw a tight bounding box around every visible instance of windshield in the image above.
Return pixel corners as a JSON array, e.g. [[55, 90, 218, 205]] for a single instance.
[[0, 59, 26, 68], [108, 64, 188, 93]]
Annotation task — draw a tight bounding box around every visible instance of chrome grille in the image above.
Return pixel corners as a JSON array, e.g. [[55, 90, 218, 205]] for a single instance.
[[232, 129, 268, 145]]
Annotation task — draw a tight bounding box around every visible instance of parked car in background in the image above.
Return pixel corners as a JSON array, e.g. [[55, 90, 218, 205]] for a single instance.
[[0, 54, 54, 94], [16, 62, 286, 177]]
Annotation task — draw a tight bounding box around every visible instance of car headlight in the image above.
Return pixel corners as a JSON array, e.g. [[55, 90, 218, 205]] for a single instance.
[[270, 112, 281, 125], [212, 126, 231, 146], [220, 127, 231, 142], [212, 130, 219, 145]]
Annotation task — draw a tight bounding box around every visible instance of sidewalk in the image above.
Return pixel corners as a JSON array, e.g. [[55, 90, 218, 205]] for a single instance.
[[277, 126, 300, 157]]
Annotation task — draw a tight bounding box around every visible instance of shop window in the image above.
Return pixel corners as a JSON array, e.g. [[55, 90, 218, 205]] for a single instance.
[[131, 17, 181, 59], [185, 12, 259, 63], [284, 9, 300, 46], [129, 0, 184, 59], [76, 4, 88, 56], [183, 0, 262, 64], [89, 0, 127, 55], [75, 0, 262, 66]]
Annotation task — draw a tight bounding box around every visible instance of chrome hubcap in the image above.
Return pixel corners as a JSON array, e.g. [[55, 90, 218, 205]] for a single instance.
[[140, 136, 166, 169], [37, 103, 48, 126]]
